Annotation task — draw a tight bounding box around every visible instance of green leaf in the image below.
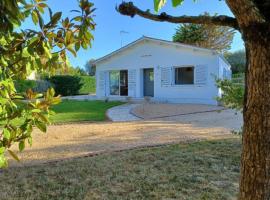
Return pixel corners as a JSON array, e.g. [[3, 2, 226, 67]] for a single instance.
[[31, 10, 39, 25], [67, 45, 77, 57], [154, 0, 167, 12], [3, 129, 11, 140], [75, 42, 80, 51], [0, 147, 5, 154], [8, 150, 20, 162], [28, 137, 33, 146], [0, 154, 8, 168], [171, 0, 184, 7], [51, 12, 62, 25], [19, 141, 25, 152], [35, 120, 47, 132]]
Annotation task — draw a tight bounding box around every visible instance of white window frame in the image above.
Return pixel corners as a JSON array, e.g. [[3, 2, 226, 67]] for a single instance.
[[173, 65, 195, 86]]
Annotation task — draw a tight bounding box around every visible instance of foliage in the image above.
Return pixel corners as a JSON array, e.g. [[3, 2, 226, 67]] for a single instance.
[[0, 139, 241, 199], [14, 80, 37, 93], [15, 79, 52, 94], [34, 80, 53, 93], [0, 0, 95, 167], [84, 59, 96, 76], [79, 76, 96, 94], [216, 79, 244, 111], [224, 50, 246, 74], [48, 75, 83, 96], [173, 15, 235, 53], [67, 66, 87, 76]]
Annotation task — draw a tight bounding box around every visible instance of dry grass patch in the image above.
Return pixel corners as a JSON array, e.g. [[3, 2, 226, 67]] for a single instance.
[[0, 139, 241, 200]]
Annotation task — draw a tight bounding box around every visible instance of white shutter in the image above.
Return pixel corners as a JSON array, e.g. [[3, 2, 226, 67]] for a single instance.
[[161, 67, 172, 87], [195, 65, 208, 85], [128, 69, 136, 97], [98, 71, 105, 96]]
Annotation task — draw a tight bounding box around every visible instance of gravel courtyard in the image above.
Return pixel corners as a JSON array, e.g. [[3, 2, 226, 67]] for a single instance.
[[8, 107, 243, 167]]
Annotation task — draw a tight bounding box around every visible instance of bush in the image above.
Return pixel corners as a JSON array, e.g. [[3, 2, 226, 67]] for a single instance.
[[34, 80, 52, 93], [48, 75, 83, 96], [79, 76, 96, 94], [15, 79, 52, 94], [15, 80, 37, 93], [216, 79, 244, 111]]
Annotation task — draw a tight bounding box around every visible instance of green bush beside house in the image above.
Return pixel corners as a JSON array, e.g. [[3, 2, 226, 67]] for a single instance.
[[15, 76, 96, 96]]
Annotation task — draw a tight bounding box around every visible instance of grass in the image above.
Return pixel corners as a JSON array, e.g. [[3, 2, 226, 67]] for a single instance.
[[78, 76, 96, 94], [0, 100, 124, 126], [50, 100, 123, 123], [0, 139, 241, 200]]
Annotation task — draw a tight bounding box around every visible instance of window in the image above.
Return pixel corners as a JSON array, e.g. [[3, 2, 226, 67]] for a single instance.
[[174, 66, 194, 85], [109, 71, 120, 95], [109, 70, 128, 96]]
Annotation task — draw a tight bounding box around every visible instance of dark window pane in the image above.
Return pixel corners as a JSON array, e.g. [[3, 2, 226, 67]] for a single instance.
[[175, 67, 194, 85]]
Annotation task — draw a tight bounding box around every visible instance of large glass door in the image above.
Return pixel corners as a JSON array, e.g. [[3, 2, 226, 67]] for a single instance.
[[109, 70, 128, 96], [109, 71, 120, 95], [120, 70, 128, 96]]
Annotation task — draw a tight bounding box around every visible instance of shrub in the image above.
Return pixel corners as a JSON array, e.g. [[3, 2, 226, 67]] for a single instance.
[[48, 75, 83, 96], [15, 80, 37, 93], [79, 76, 96, 94], [216, 79, 244, 111], [34, 80, 52, 93], [15, 80, 52, 94]]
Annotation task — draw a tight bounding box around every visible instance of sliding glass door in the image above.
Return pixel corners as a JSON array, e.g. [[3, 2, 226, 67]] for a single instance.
[[109, 71, 120, 95], [109, 70, 128, 96]]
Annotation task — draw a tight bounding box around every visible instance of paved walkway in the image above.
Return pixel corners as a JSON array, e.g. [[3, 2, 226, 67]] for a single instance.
[[106, 104, 141, 121]]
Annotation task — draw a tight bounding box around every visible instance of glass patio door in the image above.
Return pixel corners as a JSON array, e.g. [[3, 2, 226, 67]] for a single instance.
[[109, 71, 120, 95], [109, 70, 128, 96]]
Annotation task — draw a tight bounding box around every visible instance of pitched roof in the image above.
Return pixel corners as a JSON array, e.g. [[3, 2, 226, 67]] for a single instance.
[[94, 36, 229, 66]]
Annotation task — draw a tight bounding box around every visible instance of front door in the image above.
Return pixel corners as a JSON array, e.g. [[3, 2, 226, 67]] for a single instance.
[[143, 68, 154, 97]]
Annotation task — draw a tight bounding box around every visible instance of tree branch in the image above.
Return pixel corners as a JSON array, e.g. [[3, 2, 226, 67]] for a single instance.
[[117, 2, 239, 30]]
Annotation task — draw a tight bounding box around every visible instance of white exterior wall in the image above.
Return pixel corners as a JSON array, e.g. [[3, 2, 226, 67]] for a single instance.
[[96, 40, 222, 105]]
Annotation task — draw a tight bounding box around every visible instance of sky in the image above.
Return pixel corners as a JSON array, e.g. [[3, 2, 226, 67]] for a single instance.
[[22, 0, 244, 68]]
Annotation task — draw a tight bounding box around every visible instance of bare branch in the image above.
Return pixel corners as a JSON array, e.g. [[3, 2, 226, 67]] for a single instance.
[[117, 2, 239, 30]]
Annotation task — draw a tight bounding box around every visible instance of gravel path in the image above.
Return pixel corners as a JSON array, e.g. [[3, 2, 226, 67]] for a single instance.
[[8, 109, 242, 167]]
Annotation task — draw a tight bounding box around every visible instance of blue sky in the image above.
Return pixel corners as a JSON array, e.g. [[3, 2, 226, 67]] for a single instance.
[[23, 0, 244, 68]]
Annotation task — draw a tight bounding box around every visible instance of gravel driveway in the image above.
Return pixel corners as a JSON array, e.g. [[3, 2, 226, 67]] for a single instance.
[[8, 108, 242, 167]]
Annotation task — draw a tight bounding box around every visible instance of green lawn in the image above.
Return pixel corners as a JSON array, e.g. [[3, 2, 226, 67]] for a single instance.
[[0, 100, 123, 126], [50, 100, 123, 123], [0, 139, 241, 200]]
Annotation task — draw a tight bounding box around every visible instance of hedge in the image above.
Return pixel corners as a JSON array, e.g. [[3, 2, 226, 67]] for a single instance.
[[15, 80, 37, 93], [15, 76, 96, 96], [48, 75, 96, 96], [15, 80, 53, 94], [79, 76, 96, 94]]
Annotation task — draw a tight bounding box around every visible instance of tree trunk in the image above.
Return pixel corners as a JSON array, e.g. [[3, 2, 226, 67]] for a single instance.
[[239, 26, 270, 200]]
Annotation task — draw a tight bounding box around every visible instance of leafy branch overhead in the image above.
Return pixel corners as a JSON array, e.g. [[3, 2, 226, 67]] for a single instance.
[[117, 1, 239, 30], [0, 0, 95, 168]]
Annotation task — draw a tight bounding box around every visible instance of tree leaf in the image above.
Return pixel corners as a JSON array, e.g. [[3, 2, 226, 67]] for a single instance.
[[154, 0, 167, 12], [19, 141, 25, 152], [35, 120, 47, 132], [51, 12, 62, 25], [31, 10, 39, 25], [0, 154, 8, 168], [171, 0, 184, 7], [8, 150, 20, 162]]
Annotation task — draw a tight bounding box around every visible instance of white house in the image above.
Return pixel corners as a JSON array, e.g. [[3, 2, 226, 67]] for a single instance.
[[94, 36, 231, 105]]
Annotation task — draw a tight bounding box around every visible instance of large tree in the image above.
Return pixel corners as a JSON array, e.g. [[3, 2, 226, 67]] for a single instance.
[[173, 15, 235, 53], [0, 0, 95, 167], [117, 1, 270, 200]]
